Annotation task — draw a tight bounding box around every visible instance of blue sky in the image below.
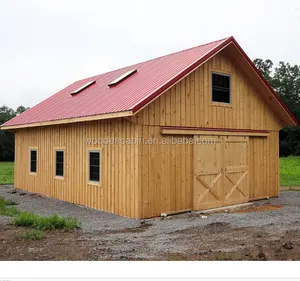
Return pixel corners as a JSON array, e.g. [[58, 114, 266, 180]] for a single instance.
[[0, 0, 300, 109]]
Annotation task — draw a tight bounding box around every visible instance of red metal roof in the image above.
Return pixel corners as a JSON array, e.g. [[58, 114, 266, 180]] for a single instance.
[[2, 36, 297, 128]]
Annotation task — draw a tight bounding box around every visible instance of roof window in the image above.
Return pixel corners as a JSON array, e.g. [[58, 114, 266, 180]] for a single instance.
[[71, 80, 96, 95], [108, 69, 137, 87]]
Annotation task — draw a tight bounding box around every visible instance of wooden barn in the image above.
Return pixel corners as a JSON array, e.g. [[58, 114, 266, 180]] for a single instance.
[[1, 36, 296, 218]]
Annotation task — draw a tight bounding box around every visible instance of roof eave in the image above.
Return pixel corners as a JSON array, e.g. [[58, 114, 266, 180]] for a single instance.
[[0, 110, 134, 130], [230, 38, 297, 127]]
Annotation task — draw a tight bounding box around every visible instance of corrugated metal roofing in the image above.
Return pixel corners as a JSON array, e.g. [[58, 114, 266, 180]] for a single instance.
[[2, 36, 297, 127]]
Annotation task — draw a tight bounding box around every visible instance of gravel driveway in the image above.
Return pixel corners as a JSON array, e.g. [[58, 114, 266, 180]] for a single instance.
[[1, 184, 300, 260], [0, 185, 140, 232]]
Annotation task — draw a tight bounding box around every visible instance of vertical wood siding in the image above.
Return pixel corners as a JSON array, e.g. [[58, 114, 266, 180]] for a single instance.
[[131, 49, 282, 218], [137, 128, 280, 218], [130, 51, 282, 131], [137, 126, 193, 218], [249, 131, 280, 200], [14, 119, 140, 218], [14, 48, 282, 218]]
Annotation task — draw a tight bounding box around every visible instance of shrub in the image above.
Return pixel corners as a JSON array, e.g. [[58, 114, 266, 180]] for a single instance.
[[14, 212, 80, 230], [18, 230, 45, 241]]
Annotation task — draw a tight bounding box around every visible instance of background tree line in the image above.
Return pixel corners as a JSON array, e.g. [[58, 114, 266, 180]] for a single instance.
[[0, 58, 299, 161], [253, 59, 300, 156], [0, 106, 28, 161]]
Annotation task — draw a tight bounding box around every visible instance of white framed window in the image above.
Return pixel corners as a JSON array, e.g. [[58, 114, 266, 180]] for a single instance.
[[88, 149, 101, 185], [55, 149, 64, 178], [211, 72, 231, 104], [29, 147, 38, 175]]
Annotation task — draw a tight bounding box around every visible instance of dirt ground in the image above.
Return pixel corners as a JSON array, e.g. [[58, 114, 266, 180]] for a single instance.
[[0, 226, 90, 261], [1, 186, 300, 261], [1, 214, 300, 261]]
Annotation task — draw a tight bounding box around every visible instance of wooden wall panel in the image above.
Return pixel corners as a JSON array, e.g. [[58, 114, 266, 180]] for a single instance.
[[13, 48, 282, 219], [14, 119, 140, 218], [132, 49, 282, 218], [130, 50, 282, 131], [249, 132, 279, 200], [137, 126, 194, 218], [137, 128, 280, 218]]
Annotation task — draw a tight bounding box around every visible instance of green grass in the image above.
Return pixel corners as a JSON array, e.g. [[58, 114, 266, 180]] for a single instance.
[[0, 163, 80, 230], [280, 156, 300, 186], [0, 196, 19, 216], [14, 212, 80, 230], [0, 196, 17, 206], [18, 230, 45, 241], [0, 196, 80, 230], [0, 162, 14, 184], [0, 205, 19, 217]]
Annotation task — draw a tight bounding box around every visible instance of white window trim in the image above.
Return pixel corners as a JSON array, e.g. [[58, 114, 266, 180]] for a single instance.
[[29, 147, 38, 176], [211, 71, 232, 106], [54, 148, 65, 180], [87, 149, 102, 186]]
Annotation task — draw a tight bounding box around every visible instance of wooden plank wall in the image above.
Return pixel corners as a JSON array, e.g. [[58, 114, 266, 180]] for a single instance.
[[13, 49, 282, 219], [130, 49, 282, 218], [249, 131, 280, 200], [138, 126, 193, 218], [130, 51, 282, 131], [14, 118, 140, 218], [137, 128, 280, 218]]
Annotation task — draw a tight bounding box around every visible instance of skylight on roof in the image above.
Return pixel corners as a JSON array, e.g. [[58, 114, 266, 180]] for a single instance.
[[71, 80, 96, 95], [108, 69, 137, 87]]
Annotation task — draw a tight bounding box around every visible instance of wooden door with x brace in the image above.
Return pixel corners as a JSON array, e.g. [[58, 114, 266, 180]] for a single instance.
[[194, 135, 249, 210]]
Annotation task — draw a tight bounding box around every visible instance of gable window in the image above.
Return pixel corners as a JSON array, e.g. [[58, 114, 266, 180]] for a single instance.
[[88, 151, 100, 184], [30, 148, 37, 173], [55, 150, 64, 177], [212, 73, 231, 104]]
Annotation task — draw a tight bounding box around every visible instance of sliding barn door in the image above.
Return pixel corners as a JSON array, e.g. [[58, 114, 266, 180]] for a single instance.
[[194, 135, 249, 210], [194, 136, 224, 210], [223, 136, 249, 205]]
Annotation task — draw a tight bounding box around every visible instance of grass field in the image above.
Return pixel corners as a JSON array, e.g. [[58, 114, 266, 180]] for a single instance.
[[0, 162, 14, 184], [280, 156, 300, 186], [0, 158, 300, 186]]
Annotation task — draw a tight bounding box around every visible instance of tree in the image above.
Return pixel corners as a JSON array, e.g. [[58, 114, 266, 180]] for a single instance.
[[0, 105, 29, 161], [253, 59, 300, 156], [253, 58, 274, 83], [16, 106, 28, 115]]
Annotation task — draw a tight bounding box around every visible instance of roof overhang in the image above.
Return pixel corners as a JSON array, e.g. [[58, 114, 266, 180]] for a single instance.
[[0, 110, 133, 130], [226, 38, 297, 127]]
